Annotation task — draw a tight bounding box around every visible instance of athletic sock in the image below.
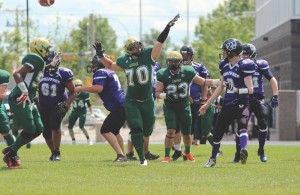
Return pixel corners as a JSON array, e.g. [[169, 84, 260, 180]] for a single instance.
[[165, 148, 171, 157], [258, 129, 267, 151], [131, 132, 144, 161], [239, 129, 248, 150], [3, 134, 15, 146], [184, 146, 191, 154], [211, 142, 221, 159]]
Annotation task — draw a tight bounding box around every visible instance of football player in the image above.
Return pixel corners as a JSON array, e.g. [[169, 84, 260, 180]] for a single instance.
[[3, 37, 52, 168], [0, 69, 15, 152], [200, 38, 255, 167], [156, 51, 221, 163], [76, 55, 127, 162], [233, 43, 278, 163], [38, 51, 76, 161], [92, 14, 181, 166], [68, 79, 94, 145]]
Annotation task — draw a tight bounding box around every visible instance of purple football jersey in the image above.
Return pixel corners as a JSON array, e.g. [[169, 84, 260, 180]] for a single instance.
[[189, 62, 208, 104], [39, 67, 73, 106], [93, 68, 125, 111], [220, 58, 255, 105]]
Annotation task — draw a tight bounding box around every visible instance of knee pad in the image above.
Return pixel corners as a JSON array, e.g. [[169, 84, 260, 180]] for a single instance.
[[130, 127, 142, 134]]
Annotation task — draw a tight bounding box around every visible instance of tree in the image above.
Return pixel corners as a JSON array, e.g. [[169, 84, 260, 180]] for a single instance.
[[193, 0, 255, 77]]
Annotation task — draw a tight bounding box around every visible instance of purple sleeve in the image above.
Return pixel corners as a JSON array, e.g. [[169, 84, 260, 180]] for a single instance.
[[93, 70, 107, 86]]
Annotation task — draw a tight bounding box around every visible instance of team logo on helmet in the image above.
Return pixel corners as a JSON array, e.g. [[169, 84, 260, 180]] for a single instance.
[[124, 37, 144, 57], [30, 37, 52, 60], [166, 51, 183, 71]]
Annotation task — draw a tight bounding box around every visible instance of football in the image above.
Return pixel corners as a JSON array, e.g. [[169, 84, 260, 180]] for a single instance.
[[39, 0, 55, 7]]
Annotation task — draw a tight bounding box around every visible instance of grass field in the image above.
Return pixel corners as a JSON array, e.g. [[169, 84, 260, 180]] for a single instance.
[[0, 143, 299, 195]]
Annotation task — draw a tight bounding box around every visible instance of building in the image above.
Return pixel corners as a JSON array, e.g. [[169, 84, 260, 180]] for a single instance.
[[253, 0, 300, 140]]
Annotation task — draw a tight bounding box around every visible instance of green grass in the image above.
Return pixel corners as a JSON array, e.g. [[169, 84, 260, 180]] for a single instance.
[[0, 144, 299, 195]]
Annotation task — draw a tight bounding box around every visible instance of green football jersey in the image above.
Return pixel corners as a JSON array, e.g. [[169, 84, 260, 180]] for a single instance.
[[10, 53, 45, 100], [0, 69, 10, 104], [71, 91, 90, 113], [116, 46, 155, 100], [156, 65, 197, 108]]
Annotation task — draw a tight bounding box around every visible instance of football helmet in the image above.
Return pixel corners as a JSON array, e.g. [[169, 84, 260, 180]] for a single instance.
[[124, 37, 144, 56], [180, 45, 195, 65], [73, 79, 83, 87], [45, 51, 60, 73], [30, 37, 52, 60], [166, 51, 183, 71], [219, 38, 242, 60], [87, 55, 105, 73], [242, 43, 257, 59]]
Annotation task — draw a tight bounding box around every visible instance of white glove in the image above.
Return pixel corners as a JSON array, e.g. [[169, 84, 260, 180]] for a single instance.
[[91, 114, 95, 119], [50, 52, 62, 67]]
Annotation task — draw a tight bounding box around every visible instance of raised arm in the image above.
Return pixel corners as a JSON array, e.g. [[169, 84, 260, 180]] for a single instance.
[[93, 42, 123, 72], [152, 14, 180, 61]]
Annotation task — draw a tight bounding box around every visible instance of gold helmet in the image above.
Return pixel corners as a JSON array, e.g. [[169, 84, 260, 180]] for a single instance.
[[166, 51, 183, 71], [30, 37, 52, 59], [124, 37, 144, 56], [74, 79, 83, 86]]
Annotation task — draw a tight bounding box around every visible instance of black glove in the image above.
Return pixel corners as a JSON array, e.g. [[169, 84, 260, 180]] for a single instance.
[[57, 101, 69, 119], [167, 14, 180, 28], [92, 42, 105, 58], [224, 81, 234, 91], [270, 95, 279, 108], [166, 94, 175, 102]]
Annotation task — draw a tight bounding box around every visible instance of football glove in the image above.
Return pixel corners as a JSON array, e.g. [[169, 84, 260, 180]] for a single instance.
[[270, 95, 279, 108], [224, 81, 234, 91], [167, 14, 180, 28], [93, 42, 105, 58], [200, 99, 207, 107], [49, 52, 62, 67], [57, 101, 69, 119], [189, 97, 194, 104], [90, 114, 95, 119], [17, 92, 29, 108]]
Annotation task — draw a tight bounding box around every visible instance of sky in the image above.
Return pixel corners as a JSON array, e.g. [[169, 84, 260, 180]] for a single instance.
[[0, 0, 225, 48]]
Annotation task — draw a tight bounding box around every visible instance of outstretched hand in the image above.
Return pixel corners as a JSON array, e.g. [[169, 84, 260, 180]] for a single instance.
[[167, 14, 180, 27], [93, 42, 105, 58]]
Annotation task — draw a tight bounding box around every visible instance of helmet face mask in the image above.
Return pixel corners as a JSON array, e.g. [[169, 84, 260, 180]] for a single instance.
[[219, 38, 242, 60], [166, 51, 183, 71], [180, 46, 194, 65], [45, 51, 60, 73], [242, 43, 257, 59], [30, 37, 52, 60], [87, 55, 105, 73], [125, 37, 144, 57]]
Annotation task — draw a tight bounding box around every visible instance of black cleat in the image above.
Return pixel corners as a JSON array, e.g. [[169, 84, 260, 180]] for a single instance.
[[240, 150, 248, 165], [171, 150, 182, 161], [114, 154, 128, 162], [126, 152, 137, 161], [145, 151, 160, 160]]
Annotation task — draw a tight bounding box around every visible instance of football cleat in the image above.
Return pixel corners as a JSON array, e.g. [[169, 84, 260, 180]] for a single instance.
[[114, 154, 128, 162], [161, 157, 171, 163], [126, 152, 137, 161], [183, 152, 195, 162], [3, 148, 20, 169], [204, 158, 216, 168], [258, 149, 267, 162], [217, 150, 223, 157], [240, 149, 248, 165], [145, 151, 160, 160], [53, 150, 61, 161], [171, 150, 182, 161], [140, 160, 148, 166], [232, 152, 240, 163]]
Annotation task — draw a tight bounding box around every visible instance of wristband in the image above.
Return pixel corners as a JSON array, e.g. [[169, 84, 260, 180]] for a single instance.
[[159, 93, 167, 99], [17, 82, 28, 93], [238, 88, 249, 94]]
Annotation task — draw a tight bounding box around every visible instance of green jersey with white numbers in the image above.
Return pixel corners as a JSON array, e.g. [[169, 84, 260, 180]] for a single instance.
[[71, 91, 90, 113], [0, 69, 10, 104], [10, 53, 45, 100], [116, 46, 155, 100], [156, 65, 197, 109]]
